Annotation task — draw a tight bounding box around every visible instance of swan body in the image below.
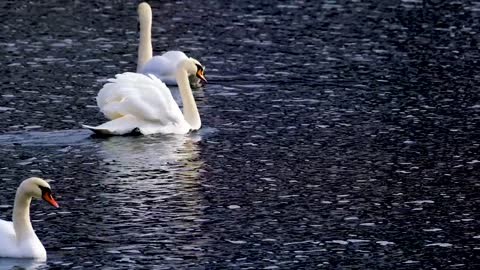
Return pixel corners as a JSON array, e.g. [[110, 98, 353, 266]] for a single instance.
[[0, 177, 59, 260], [83, 58, 206, 136], [139, 51, 189, 85], [136, 2, 204, 88]]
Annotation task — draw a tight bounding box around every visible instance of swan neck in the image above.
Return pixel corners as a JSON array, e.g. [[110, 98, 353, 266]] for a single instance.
[[137, 8, 153, 72], [176, 70, 201, 130], [13, 188, 35, 241]]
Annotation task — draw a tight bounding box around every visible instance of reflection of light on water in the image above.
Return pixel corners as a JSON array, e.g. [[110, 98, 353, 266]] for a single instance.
[[97, 133, 203, 191], [94, 130, 213, 260], [0, 128, 214, 262], [98, 133, 204, 203], [0, 258, 45, 270]]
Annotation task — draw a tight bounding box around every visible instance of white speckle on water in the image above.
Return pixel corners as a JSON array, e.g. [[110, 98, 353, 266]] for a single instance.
[[24, 125, 42, 130], [243, 142, 257, 146], [279, 194, 299, 198], [347, 239, 370, 243], [425, 243, 453, 247], [283, 240, 315, 246], [276, 4, 299, 9], [407, 200, 435, 204], [59, 146, 72, 153], [227, 205, 241, 209], [163, 256, 184, 261], [79, 59, 102, 63], [376, 241, 395, 246], [0, 106, 14, 111], [423, 228, 442, 232], [226, 239, 247, 244], [261, 238, 277, 242], [60, 247, 77, 250], [264, 266, 280, 269], [359, 223, 376, 226], [330, 240, 348, 245], [404, 260, 420, 264], [124, 249, 141, 254], [17, 157, 36, 166]]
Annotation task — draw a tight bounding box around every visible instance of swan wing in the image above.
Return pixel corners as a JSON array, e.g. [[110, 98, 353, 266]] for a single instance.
[[0, 220, 15, 240], [98, 72, 184, 123], [84, 72, 189, 135], [0, 220, 17, 257], [0, 219, 46, 259]]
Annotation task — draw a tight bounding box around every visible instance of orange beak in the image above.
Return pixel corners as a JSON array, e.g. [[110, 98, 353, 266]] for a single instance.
[[196, 70, 207, 84], [42, 191, 59, 208]]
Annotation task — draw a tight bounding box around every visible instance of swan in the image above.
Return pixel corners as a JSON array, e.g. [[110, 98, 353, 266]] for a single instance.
[[82, 58, 206, 135], [0, 177, 59, 260], [136, 2, 205, 88]]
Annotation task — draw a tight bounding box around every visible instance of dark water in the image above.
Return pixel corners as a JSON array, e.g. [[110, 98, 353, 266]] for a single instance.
[[0, 0, 479, 269]]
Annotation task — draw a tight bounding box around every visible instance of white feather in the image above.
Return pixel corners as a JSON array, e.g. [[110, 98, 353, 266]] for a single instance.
[[139, 51, 189, 85], [83, 72, 193, 135]]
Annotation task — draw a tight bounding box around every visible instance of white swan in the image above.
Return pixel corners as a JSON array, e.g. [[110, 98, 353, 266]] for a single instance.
[[82, 58, 206, 136], [136, 2, 205, 88], [0, 177, 59, 260]]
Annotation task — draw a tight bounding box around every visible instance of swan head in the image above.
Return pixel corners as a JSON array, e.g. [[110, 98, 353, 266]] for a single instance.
[[19, 177, 59, 208], [180, 58, 207, 85], [137, 2, 152, 26]]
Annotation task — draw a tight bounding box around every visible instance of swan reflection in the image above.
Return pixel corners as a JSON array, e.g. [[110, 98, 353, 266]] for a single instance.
[[0, 258, 45, 270], [97, 133, 203, 196], [94, 132, 210, 259]]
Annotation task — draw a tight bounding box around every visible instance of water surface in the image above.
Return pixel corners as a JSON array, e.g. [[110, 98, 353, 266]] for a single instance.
[[0, 0, 479, 269]]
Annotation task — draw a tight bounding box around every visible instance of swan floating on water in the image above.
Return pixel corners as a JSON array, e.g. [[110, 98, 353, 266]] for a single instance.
[[0, 177, 59, 260], [136, 2, 205, 88], [82, 58, 206, 136]]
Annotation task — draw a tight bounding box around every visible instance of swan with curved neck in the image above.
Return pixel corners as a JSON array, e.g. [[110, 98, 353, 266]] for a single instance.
[[82, 58, 206, 135], [136, 2, 205, 88], [0, 177, 59, 260]]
